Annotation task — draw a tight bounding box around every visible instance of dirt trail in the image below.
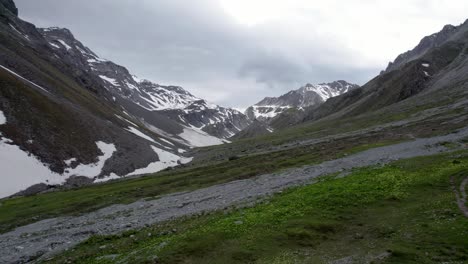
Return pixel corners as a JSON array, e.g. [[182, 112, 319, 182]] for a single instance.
[[452, 175, 468, 217], [1, 127, 468, 263]]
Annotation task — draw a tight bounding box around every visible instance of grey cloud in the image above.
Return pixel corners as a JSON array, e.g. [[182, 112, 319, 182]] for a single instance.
[[15, 0, 380, 108]]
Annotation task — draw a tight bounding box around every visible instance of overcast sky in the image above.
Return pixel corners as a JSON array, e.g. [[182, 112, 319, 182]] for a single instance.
[[15, 0, 468, 109]]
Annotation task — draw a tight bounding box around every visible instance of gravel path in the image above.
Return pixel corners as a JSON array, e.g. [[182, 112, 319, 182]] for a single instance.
[[452, 175, 468, 218], [2, 127, 468, 263]]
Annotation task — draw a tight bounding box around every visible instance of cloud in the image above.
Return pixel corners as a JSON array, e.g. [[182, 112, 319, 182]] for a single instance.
[[14, 0, 468, 108]]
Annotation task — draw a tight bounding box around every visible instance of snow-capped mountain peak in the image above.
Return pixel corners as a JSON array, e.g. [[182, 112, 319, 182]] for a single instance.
[[246, 80, 359, 121]]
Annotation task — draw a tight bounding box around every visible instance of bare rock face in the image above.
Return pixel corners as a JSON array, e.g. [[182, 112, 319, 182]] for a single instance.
[[0, 0, 17, 16], [383, 23, 464, 73]]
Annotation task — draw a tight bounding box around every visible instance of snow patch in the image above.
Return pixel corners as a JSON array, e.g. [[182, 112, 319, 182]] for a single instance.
[[94, 173, 120, 183], [63, 142, 116, 178], [99, 75, 119, 86], [250, 105, 291, 120], [422, 63, 430, 68], [124, 81, 139, 90], [126, 127, 156, 143], [132, 75, 142, 83], [179, 157, 193, 164], [49, 42, 60, 49], [0, 65, 50, 93], [0, 138, 64, 198], [0, 139, 115, 198], [0, 110, 6, 125], [126, 146, 182, 176], [160, 138, 175, 146], [57, 39, 72, 51], [179, 127, 225, 147], [64, 158, 77, 166]]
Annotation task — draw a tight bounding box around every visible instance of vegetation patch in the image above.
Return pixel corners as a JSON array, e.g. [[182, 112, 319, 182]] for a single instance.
[[0, 134, 407, 233], [50, 151, 468, 264]]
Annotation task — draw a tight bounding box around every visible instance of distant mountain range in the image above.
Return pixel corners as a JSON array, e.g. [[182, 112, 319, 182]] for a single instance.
[[245, 81, 359, 122]]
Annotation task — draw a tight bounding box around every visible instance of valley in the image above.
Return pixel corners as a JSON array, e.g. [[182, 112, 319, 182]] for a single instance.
[[1, 0, 468, 263]]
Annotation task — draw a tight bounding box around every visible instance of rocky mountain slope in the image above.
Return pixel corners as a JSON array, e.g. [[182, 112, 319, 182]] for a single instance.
[[245, 81, 358, 122], [240, 19, 468, 133], [383, 24, 459, 73], [303, 19, 468, 123], [39, 27, 251, 139], [0, 0, 249, 198]]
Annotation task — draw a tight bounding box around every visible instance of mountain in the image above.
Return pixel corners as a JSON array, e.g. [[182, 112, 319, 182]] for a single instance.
[[245, 81, 358, 122], [38, 27, 251, 140], [0, 0, 249, 197], [382, 24, 459, 74], [301, 19, 468, 123]]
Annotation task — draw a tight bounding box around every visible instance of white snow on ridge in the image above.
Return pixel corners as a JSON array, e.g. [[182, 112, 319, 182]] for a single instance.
[[57, 39, 72, 50], [88, 57, 108, 64], [126, 126, 156, 143], [49, 42, 60, 49], [303, 84, 347, 102], [179, 127, 225, 147], [99, 75, 119, 86], [251, 105, 290, 120], [0, 139, 115, 198], [0, 110, 6, 125], [132, 75, 142, 83]]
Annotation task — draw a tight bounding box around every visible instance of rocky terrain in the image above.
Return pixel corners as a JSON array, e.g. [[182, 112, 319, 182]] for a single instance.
[[1, 126, 467, 263]]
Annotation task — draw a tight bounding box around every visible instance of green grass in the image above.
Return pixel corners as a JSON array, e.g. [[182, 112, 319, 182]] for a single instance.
[[0, 134, 406, 234], [49, 151, 468, 264]]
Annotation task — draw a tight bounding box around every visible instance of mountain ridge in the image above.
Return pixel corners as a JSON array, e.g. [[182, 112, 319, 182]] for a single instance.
[[39, 26, 251, 139], [245, 80, 358, 122]]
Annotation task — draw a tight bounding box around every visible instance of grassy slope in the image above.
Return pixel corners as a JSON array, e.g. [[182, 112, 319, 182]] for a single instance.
[[49, 151, 468, 264], [0, 136, 404, 234]]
